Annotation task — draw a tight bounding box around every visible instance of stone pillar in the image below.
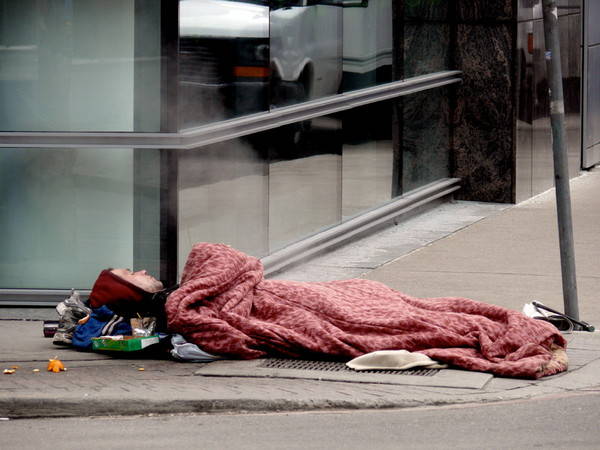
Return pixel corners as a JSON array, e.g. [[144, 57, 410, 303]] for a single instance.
[[452, 0, 516, 202]]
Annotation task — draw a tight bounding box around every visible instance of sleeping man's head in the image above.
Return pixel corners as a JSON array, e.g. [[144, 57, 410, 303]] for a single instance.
[[109, 269, 164, 293], [88, 268, 164, 312]]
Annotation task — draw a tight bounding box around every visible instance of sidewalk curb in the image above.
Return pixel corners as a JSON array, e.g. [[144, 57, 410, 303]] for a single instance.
[[3, 358, 600, 419], [0, 397, 427, 419]]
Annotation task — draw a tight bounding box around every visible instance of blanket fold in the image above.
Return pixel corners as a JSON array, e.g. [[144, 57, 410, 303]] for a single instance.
[[166, 243, 568, 378]]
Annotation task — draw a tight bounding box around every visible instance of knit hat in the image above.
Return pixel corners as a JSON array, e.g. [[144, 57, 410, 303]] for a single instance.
[[89, 269, 152, 311]]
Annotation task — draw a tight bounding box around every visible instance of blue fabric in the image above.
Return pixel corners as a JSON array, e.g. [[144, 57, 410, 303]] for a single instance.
[[72, 306, 132, 350]]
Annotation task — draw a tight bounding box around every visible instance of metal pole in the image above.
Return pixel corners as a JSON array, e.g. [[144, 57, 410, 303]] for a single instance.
[[541, 0, 579, 320]]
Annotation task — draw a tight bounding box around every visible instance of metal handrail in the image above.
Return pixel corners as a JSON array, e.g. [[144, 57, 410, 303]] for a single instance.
[[0, 71, 461, 150]]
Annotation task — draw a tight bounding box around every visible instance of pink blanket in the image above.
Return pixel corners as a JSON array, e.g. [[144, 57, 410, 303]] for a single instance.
[[166, 243, 568, 378]]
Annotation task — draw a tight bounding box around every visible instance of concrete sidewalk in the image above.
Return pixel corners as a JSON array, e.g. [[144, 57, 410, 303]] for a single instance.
[[366, 170, 600, 327], [2, 171, 600, 419]]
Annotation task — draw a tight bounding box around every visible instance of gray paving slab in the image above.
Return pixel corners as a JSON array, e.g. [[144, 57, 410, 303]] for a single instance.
[[366, 171, 600, 326], [565, 331, 600, 349], [563, 348, 600, 368], [0, 320, 112, 362], [365, 270, 600, 320]]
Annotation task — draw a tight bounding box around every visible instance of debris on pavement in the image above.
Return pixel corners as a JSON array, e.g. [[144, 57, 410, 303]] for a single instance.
[[47, 358, 66, 373]]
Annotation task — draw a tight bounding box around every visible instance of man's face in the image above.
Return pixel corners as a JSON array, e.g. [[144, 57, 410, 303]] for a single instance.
[[110, 269, 164, 293]]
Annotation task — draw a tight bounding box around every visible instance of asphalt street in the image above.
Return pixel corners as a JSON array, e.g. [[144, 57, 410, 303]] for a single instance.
[[4, 391, 600, 450]]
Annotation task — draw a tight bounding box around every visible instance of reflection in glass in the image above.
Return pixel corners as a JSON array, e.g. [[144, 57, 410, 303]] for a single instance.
[[564, 13, 581, 178], [0, 0, 161, 132], [0, 147, 146, 289], [531, 18, 553, 195], [515, 7, 581, 199], [515, 22, 534, 202], [179, 0, 270, 128], [177, 138, 269, 273], [402, 87, 450, 192], [179, 0, 401, 126], [177, 86, 454, 265], [269, 1, 343, 107], [267, 116, 342, 251], [342, 102, 394, 218], [342, 0, 393, 91]]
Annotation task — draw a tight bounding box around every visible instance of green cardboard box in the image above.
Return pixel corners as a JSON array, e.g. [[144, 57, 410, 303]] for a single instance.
[[92, 335, 160, 352]]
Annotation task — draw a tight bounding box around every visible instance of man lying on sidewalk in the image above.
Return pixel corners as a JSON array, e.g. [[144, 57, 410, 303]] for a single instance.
[[86, 242, 568, 379]]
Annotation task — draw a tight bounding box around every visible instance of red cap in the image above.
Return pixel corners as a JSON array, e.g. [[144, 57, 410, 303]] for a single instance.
[[89, 270, 151, 310]]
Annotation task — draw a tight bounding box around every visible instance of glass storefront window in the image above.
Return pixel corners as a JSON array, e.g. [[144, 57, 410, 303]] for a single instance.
[[1, 1, 457, 296], [177, 137, 269, 272], [176, 85, 451, 269], [178, 0, 270, 128], [0, 0, 162, 132], [342, 0, 394, 92], [176, 117, 343, 268], [342, 101, 394, 218], [269, 0, 343, 107], [0, 147, 162, 289], [267, 115, 343, 251], [179, 0, 400, 128]]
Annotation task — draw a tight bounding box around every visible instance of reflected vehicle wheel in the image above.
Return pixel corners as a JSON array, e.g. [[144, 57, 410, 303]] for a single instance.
[[272, 120, 311, 160], [270, 79, 311, 160], [271, 76, 307, 107]]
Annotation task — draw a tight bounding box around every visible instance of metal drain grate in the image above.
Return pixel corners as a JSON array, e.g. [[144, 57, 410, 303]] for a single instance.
[[259, 358, 440, 377]]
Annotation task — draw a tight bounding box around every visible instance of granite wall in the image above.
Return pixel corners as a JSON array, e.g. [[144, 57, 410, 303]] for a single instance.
[[452, 0, 515, 202], [451, 0, 581, 203], [401, 1, 452, 193]]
